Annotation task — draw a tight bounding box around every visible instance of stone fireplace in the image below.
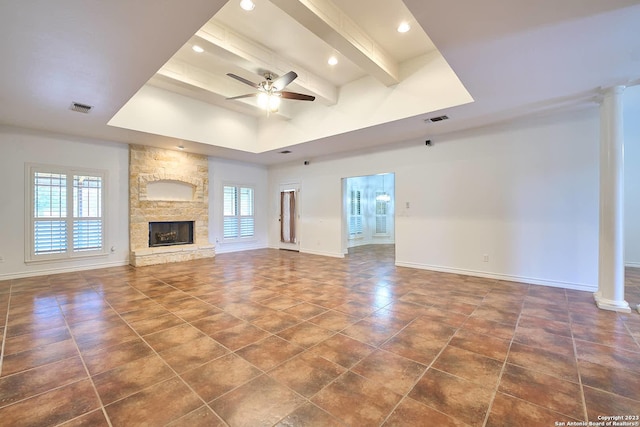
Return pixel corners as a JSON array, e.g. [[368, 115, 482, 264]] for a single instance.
[[129, 145, 215, 267]]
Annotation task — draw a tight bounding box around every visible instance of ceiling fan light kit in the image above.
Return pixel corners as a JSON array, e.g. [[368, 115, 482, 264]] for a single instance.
[[226, 70, 316, 114]]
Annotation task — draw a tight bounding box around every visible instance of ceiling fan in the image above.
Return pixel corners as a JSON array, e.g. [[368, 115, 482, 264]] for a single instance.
[[226, 71, 315, 111]]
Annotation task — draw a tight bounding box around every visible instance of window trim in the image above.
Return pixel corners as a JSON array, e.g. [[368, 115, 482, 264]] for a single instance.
[[25, 163, 108, 264], [222, 182, 256, 242]]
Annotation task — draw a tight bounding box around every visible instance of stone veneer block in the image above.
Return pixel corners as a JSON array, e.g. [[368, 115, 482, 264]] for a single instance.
[[128, 145, 214, 266]]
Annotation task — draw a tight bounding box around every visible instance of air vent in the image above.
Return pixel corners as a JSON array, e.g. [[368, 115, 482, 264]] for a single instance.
[[425, 115, 449, 123], [279, 150, 292, 154], [70, 102, 93, 114]]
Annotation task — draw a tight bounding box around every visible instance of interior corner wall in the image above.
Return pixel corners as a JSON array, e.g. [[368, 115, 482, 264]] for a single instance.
[[0, 126, 130, 280], [209, 158, 269, 253], [624, 84, 640, 267], [268, 107, 600, 290]]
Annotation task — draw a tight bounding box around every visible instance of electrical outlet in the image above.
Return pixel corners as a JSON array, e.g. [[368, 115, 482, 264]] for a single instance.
[[483, 254, 489, 262]]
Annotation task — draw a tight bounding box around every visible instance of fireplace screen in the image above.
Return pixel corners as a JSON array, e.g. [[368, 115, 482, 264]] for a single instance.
[[149, 221, 194, 247]]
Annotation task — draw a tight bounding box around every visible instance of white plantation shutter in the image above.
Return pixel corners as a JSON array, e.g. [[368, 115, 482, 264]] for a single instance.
[[349, 189, 363, 236], [375, 191, 388, 235], [29, 166, 105, 260], [223, 185, 254, 239]]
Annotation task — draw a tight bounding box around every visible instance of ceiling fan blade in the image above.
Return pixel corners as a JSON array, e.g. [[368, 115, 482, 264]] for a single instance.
[[280, 91, 315, 101], [271, 71, 298, 91], [226, 93, 259, 100], [226, 73, 259, 88]]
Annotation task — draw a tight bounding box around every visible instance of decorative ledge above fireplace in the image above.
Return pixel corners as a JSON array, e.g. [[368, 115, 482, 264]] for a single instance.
[[149, 221, 194, 247]]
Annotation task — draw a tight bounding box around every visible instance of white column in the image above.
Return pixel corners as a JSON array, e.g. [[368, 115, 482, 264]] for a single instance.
[[594, 86, 631, 313]]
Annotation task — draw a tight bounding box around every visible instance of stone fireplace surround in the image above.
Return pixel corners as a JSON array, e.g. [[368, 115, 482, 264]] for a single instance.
[[129, 145, 215, 267]]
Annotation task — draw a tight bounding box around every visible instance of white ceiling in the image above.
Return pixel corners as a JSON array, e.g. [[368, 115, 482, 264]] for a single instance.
[[1, 0, 639, 165]]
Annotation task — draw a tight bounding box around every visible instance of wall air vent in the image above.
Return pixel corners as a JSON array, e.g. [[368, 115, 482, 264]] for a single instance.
[[70, 102, 93, 114], [425, 115, 449, 123], [279, 150, 292, 154]]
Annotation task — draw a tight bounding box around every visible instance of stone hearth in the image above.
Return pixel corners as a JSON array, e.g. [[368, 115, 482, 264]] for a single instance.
[[129, 145, 214, 267]]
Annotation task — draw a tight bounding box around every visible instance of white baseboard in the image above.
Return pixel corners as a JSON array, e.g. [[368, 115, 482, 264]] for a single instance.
[[395, 261, 597, 292], [300, 249, 345, 259], [626, 262, 640, 268], [215, 243, 268, 254], [0, 260, 131, 281]]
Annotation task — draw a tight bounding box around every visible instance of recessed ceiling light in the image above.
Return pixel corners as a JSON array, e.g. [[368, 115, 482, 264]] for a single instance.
[[240, 0, 255, 11], [192, 45, 204, 53], [328, 56, 338, 66], [397, 22, 411, 33]]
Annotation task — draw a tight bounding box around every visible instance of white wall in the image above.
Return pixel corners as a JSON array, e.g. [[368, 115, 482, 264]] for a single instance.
[[269, 108, 600, 290], [0, 126, 130, 279], [624, 84, 640, 267], [209, 158, 269, 253]]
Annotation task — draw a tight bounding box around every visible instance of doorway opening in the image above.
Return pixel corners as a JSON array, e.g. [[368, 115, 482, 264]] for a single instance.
[[342, 173, 395, 259]]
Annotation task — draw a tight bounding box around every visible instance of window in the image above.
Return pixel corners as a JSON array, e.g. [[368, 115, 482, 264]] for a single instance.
[[27, 164, 106, 261], [375, 191, 388, 235], [223, 185, 254, 239], [349, 189, 363, 237]]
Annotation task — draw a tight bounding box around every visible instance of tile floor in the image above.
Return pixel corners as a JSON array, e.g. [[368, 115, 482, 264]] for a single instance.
[[0, 245, 639, 426]]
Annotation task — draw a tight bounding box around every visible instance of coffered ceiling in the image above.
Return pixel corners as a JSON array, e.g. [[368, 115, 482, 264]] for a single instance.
[[1, 0, 639, 164]]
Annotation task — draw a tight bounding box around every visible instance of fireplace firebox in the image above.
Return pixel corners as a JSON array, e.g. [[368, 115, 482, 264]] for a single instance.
[[149, 221, 194, 247]]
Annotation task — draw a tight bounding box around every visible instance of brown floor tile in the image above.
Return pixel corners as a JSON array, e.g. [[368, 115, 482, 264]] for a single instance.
[[0, 338, 79, 376], [2, 325, 71, 356], [352, 349, 426, 395], [579, 359, 640, 402], [250, 311, 301, 333], [210, 375, 305, 427], [268, 352, 346, 398], [341, 318, 402, 346], [583, 386, 640, 421], [144, 323, 207, 353], [433, 345, 503, 388], [499, 363, 584, 419], [73, 323, 140, 353], [308, 333, 375, 368], [283, 302, 327, 319], [471, 305, 520, 326], [191, 312, 245, 336], [575, 339, 640, 373], [277, 322, 334, 348], [117, 303, 170, 323], [236, 335, 303, 371], [409, 368, 494, 427], [308, 310, 360, 331], [105, 377, 202, 426], [403, 317, 458, 341], [572, 322, 640, 352], [57, 409, 110, 426], [181, 353, 262, 402], [160, 335, 229, 373], [82, 338, 154, 376], [259, 295, 303, 310], [210, 322, 271, 351], [513, 325, 575, 355], [166, 405, 226, 427], [507, 342, 579, 382], [6, 311, 67, 338], [333, 300, 378, 318], [517, 314, 572, 337], [0, 379, 100, 427], [381, 329, 449, 365], [128, 312, 185, 336], [274, 402, 343, 427], [449, 327, 511, 361], [460, 316, 516, 341], [312, 371, 402, 426], [383, 397, 469, 427], [0, 356, 87, 408], [92, 354, 174, 404], [486, 392, 582, 427]]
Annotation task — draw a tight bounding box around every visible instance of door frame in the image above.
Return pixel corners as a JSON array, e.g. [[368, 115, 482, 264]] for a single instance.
[[279, 182, 300, 251]]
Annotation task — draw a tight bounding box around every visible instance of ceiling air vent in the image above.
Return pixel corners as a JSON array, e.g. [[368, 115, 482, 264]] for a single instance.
[[70, 102, 93, 114], [425, 115, 449, 123]]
